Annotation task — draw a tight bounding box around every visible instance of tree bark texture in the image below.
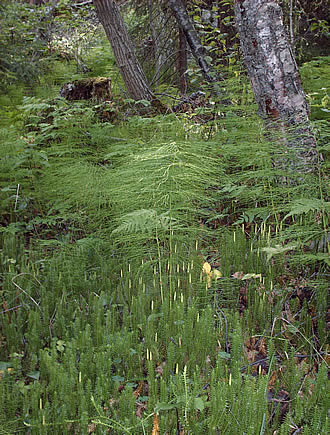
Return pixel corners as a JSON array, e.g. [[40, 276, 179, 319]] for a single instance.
[[168, 0, 219, 86], [234, 0, 318, 173], [148, 0, 162, 87], [93, 0, 154, 101], [177, 25, 188, 95]]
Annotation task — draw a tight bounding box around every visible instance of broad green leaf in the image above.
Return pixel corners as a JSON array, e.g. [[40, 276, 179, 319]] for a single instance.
[[261, 245, 297, 261], [218, 352, 231, 360], [112, 375, 124, 382], [194, 397, 205, 411], [155, 402, 177, 412], [26, 371, 40, 381], [135, 99, 151, 107], [286, 324, 299, 335]]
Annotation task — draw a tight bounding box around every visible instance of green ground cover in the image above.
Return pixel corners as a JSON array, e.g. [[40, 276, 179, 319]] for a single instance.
[[0, 43, 329, 434]]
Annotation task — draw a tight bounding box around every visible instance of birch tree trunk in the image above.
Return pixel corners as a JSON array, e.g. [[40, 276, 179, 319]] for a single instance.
[[168, 0, 220, 87], [93, 0, 154, 101], [234, 0, 318, 173]]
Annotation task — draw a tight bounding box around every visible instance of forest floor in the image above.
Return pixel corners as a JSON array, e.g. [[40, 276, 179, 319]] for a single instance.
[[0, 50, 329, 434]]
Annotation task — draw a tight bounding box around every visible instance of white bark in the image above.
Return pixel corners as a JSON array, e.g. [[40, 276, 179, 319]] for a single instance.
[[234, 0, 318, 173]]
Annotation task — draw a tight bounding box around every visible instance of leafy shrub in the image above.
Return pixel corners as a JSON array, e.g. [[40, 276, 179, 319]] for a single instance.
[[0, 1, 51, 87]]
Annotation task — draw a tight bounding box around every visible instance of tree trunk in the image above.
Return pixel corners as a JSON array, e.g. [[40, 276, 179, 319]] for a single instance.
[[148, 0, 162, 87], [177, 25, 188, 96], [176, 0, 188, 96], [234, 0, 318, 173], [168, 0, 220, 87], [93, 0, 154, 101]]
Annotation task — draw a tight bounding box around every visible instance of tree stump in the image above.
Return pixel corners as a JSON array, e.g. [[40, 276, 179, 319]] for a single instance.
[[60, 77, 112, 102]]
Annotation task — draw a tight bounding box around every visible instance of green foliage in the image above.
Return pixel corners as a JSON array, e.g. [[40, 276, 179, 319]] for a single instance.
[[300, 56, 330, 121], [0, 0, 101, 90], [190, 0, 239, 71], [281, 0, 330, 62], [112, 209, 177, 235], [0, 1, 51, 88], [0, 44, 328, 435]]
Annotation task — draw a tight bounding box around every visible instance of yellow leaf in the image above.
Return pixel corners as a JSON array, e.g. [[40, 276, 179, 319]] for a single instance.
[[241, 273, 261, 280], [212, 269, 222, 279], [202, 262, 211, 274]]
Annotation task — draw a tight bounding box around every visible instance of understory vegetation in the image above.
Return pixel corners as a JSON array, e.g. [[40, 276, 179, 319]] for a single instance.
[[0, 4, 329, 434]]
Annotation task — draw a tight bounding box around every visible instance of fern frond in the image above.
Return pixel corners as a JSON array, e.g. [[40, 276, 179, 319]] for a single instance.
[[283, 198, 329, 220], [112, 209, 177, 235]]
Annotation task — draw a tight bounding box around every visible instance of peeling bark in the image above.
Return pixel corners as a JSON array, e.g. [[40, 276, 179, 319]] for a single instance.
[[234, 0, 318, 173], [93, 0, 154, 101]]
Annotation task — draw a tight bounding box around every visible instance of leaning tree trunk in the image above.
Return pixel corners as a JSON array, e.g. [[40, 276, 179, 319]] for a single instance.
[[93, 0, 154, 101], [176, 0, 188, 96], [168, 0, 220, 88], [234, 0, 318, 173], [177, 24, 188, 96]]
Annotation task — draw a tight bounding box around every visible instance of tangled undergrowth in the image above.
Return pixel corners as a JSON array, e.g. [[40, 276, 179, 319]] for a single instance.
[[0, 46, 329, 434]]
